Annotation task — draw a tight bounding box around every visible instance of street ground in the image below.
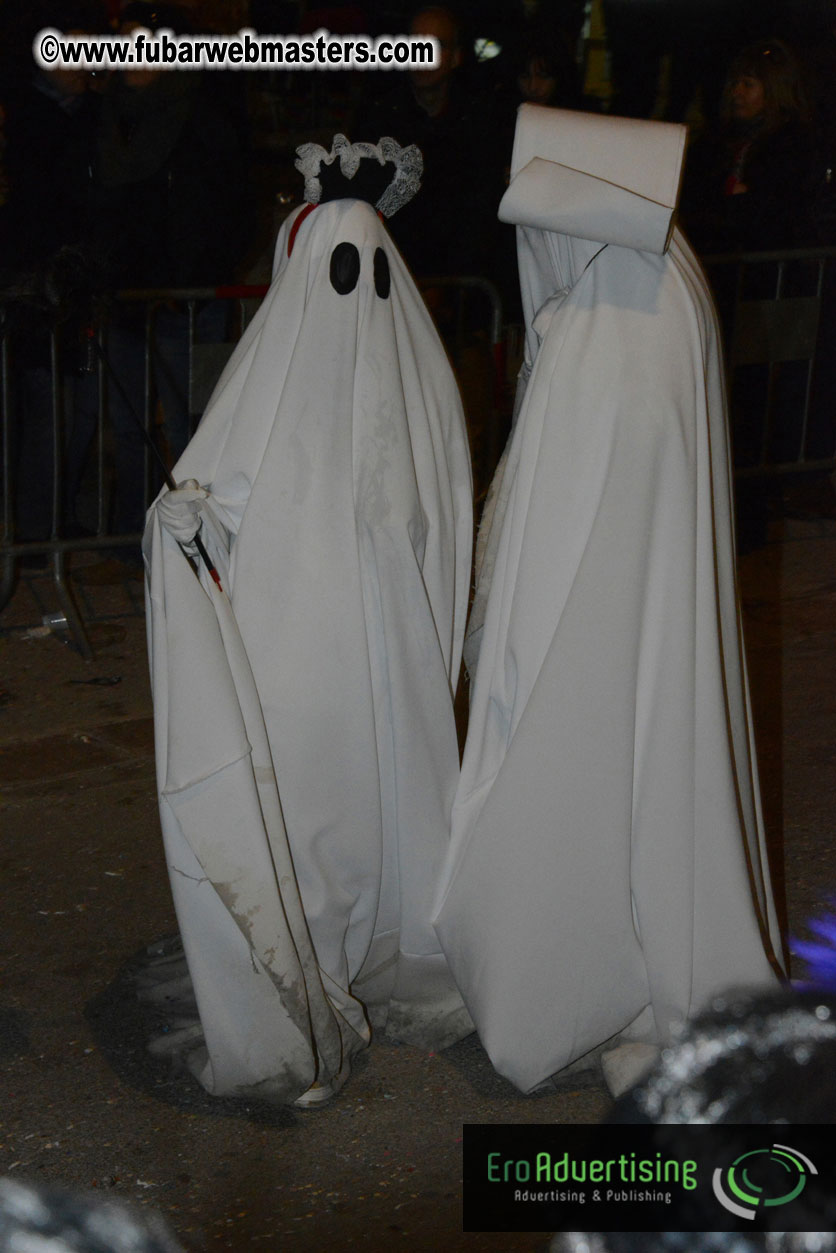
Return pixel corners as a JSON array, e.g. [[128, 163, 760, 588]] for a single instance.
[[1, 501, 835, 1250]]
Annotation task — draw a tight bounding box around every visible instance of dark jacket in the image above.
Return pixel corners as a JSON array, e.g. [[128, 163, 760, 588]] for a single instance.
[[680, 116, 823, 253], [357, 80, 507, 281], [92, 72, 251, 290], [2, 72, 100, 282]]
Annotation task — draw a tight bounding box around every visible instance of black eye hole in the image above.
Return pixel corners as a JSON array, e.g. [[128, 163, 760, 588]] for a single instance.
[[374, 248, 390, 299], [330, 242, 360, 294]]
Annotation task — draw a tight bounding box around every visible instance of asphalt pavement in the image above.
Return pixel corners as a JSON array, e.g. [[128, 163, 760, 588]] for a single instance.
[[1, 503, 834, 1251]]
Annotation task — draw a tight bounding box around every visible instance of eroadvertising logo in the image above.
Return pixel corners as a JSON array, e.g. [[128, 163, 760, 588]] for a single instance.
[[712, 1143, 817, 1220], [486, 1144, 697, 1204], [462, 1125, 834, 1232]]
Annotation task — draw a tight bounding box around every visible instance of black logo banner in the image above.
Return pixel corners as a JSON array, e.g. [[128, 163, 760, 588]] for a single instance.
[[463, 1124, 836, 1232]]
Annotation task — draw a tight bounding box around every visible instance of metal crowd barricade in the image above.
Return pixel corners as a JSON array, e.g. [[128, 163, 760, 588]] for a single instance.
[[0, 276, 503, 657], [0, 286, 267, 657], [702, 247, 836, 479]]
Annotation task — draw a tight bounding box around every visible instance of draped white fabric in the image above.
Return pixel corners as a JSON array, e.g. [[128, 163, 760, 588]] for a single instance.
[[144, 199, 473, 1103], [433, 106, 784, 1094]]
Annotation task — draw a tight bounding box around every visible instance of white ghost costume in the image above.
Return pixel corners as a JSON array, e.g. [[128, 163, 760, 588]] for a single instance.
[[433, 105, 785, 1096], [143, 142, 473, 1105]]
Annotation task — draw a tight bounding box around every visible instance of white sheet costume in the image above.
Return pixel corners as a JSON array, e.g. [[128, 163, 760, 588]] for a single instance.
[[433, 105, 785, 1095], [143, 139, 473, 1105]]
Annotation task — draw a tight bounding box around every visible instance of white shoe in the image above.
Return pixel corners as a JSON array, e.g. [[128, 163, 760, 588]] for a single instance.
[[293, 1058, 351, 1109], [600, 1042, 659, 1097]]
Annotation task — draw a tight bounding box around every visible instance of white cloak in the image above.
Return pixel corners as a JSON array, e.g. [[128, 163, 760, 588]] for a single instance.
[[433, 105, 785, 1094], [143, 198, 473, 1102]]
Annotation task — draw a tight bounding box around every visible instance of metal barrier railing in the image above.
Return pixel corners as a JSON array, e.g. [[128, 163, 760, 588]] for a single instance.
[[702, 247, 836, 480], [0, 276, 504, 656], [6, 248, 833, 652], [0, 288, 265, 656]]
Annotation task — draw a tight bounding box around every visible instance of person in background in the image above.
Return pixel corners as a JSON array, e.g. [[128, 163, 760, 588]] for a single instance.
[[357, 6, 508, 500], [680, 38, 822, 253], [74, 0, 252, 568], [600, 0, 671, 118], [665, 0, 748, 125], [515, 25, 582, 110], [359, 5, 505, 281], [1, 0, 108, 556], [678, 37, 826, 552]]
